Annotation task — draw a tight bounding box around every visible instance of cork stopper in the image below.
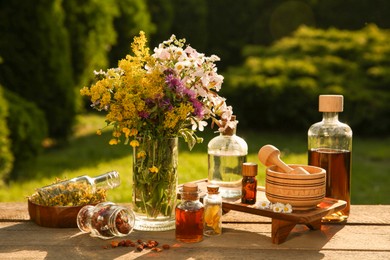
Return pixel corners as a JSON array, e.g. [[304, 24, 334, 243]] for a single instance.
[[207, 185, 219, 194], [183, 183, 198, 192], [242, 162, 258, 177], [181, 183, 199, 200], [222, 115, 237, 136], [319, 95, 343, 112]]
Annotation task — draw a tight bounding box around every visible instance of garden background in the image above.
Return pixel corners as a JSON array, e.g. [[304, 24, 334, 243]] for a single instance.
[[0, 0, 389, 204]]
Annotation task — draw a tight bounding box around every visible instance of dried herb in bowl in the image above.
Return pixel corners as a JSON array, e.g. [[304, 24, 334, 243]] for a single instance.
[[29, 178, 107, 207]]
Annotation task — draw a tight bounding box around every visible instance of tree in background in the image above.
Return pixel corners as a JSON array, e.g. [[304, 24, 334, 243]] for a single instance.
[[109, 0, 155, 67], [146, 0, 175, 48], [62, 0, 119, 101], [224, 25, 390, 135], [0, 0, 75, 140], [0, 85, 13, 184]]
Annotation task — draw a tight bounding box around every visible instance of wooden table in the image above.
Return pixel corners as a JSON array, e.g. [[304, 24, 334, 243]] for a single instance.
[[1, 202, 389, 259]]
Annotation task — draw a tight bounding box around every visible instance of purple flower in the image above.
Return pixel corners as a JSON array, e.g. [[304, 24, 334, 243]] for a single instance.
[[160, 97, 173, 111], [191, 98, 204, 118], [138, 111, 150, 119], [165, 74, 182, 90], [182, 87, 196, 99]]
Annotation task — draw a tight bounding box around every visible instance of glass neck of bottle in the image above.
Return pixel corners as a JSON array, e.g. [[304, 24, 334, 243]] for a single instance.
[[93, 171, 120, 190], [322, 112, 339, 124]]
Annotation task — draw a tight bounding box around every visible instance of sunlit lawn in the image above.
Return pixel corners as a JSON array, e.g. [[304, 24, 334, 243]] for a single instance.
[[1, 114, 389, 205]]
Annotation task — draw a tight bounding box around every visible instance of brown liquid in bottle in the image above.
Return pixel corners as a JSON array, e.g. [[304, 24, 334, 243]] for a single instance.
[[308, 148, 351, 222], [175, 207, 204, 243], [242, 176, 257, 204]]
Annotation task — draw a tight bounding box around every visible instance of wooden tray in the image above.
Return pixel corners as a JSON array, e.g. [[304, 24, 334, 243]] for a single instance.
[[180, 179, 347, 244]]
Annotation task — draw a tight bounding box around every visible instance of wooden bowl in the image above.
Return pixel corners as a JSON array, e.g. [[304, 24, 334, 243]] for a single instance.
[[265, 164, 326, 210], [28, 199, 95, 228]]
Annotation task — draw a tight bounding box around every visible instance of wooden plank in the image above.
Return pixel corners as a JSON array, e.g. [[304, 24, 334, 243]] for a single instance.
[[1, 221, 390, 259], [0, 202, 29, 221], [1, 203, 390, 225], [1, 221, 390, 250]]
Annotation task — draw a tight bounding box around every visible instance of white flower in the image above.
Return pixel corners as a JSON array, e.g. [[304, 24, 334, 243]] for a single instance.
[[153, 47, 170, 60], [174, 61, 191, 71], [256, 201, 271, 209], [93, 69, 107, 76], [272, 202, 285, 213], [282, 203, 293, 213], [191, 119, 208, 131]]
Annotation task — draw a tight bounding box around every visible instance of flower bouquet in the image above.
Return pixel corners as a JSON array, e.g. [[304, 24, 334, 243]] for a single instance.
[[81, 32, 234, 230]]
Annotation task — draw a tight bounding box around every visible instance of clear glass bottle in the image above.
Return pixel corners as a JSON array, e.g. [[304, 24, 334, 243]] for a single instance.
[[176, 183, 204, 243], [203, 185, 222, 236], [36, 171, 120, 202], [208, 115, 248, 199], [77, 202, 135, 239], [241, 162, 258, 205], [308, 95, 352, 223]]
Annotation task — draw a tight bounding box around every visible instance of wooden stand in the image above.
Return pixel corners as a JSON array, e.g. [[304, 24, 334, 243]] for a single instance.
[[183, 179, 347, 244]]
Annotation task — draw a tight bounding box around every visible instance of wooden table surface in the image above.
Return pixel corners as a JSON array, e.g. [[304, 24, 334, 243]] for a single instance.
[[1, 202, 389, 259]]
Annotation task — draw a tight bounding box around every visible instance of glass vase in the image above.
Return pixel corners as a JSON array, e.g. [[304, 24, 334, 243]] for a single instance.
[[132, 137, 178, 231]]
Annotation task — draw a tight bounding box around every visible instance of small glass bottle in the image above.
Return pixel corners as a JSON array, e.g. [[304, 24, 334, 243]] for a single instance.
[[241, 162, 258, 205], [308, 95, 352, 223], [203, 185, 222, 236], [77, 202, 135, 239], [36, 171, 120, 202], [208, 115, 248, 199], [176, 183, 204, 243]]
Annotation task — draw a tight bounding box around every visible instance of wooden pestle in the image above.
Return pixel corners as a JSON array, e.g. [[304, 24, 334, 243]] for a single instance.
[[258, 145, 310, 175]]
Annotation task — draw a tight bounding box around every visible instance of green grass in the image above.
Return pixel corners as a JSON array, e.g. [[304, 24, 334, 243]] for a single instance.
[[1, 114, 389, 205]]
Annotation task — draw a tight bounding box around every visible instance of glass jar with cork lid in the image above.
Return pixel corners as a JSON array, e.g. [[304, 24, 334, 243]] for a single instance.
[[203, 185, 222, 236], [175, 183, 204, 243]]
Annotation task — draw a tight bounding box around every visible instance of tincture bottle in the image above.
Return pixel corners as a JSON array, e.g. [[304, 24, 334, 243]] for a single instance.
[[36, 171, 121, 202], [241, 162, 258, 205], [77, 202, 135, 239], [208, 115, 248, 199], [176, 183, 204, 243], [203, 185, 222, 236], [308, 95, 352, 223]]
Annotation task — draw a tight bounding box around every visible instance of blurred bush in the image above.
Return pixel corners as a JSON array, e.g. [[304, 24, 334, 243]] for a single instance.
[[223, 25, 390, 135], [0, 85, 13, 184], [3, 89, 48, 180]]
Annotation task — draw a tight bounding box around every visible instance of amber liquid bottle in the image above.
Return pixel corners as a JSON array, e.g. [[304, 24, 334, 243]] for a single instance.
[[176, 183, 204, 243], [241, 162, 258, 205], [308, 95, 352, 223]]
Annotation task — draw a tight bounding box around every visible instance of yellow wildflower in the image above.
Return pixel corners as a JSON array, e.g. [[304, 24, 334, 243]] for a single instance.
[[109, 139, 118, 145], [113, 130, 121, 138], [149, 166, 159, 173], [96, 129, 102, 136], [137, 151, 146, 159], [163, 103, 193, 129], [130, 140, 140, 147], [129, 129, 138, 136], [122, 127, 131, 137]]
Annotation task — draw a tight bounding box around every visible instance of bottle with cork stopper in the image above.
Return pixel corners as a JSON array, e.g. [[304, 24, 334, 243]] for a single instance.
[[203, 185, 222, 236], [208, 115, 248, 199], [308, 94, 352, 223], [241, 162, 258, 205], [175, 183, 204, 243]]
